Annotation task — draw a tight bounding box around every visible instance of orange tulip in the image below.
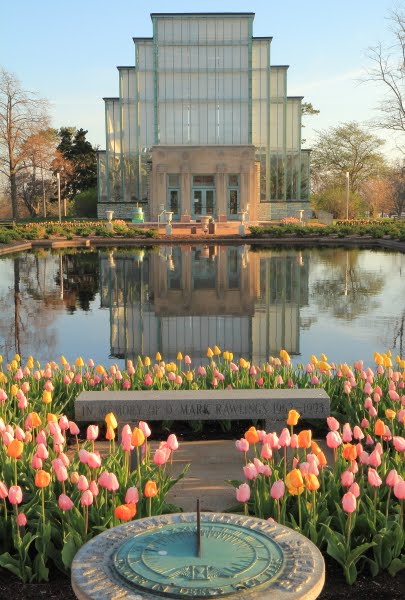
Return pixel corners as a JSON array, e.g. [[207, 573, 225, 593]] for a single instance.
[[244, 426, 260, 445], [316, 450, 328, 467], [131, 427, 145, 447], [144, 480, 158, 498], [106, 426, 115, 441], [297, 429, 312, 448], [287, 410, 300, 426], [29, 412, 42, 427], [342, 444, 357, 461], [7, 439, 24, 459], [35, 470, 51, 488], [304, 474, 320, 491], [115, 503, 137, 521], [47, 413, 58, 423], [374, 419, 386, 436]]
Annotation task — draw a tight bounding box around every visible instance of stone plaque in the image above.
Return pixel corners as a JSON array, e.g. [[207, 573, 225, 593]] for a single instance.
[[75, 389, 330, 425], [72, 513, 325, 600]]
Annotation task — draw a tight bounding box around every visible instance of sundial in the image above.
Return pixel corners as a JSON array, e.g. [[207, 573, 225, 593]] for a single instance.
[[112, 501, 283, 597], [72, 509, 325, 600]]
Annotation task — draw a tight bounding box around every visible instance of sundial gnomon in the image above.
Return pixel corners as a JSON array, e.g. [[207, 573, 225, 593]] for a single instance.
[[113, 502, 284, 597]]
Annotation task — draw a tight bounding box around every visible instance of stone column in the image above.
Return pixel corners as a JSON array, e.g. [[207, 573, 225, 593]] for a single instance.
[[181, 164, 191, 217], [153, 164, 167, 220], [216, 163, 226, 221]]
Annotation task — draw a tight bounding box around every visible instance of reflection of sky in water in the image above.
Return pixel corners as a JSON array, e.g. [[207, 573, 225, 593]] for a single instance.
[[0, 247, 403, 368]]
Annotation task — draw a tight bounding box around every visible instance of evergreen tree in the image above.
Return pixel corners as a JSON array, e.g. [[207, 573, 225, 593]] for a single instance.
[[56, 127, 96, 198]]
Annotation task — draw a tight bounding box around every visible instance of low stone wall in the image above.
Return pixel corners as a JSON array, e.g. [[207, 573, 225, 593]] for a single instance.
[[257, 202, 312, 221], [97, 203, 150, 221]]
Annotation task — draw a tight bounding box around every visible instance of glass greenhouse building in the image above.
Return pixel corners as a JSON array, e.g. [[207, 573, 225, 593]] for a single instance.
[[97, 13, 310, 221]]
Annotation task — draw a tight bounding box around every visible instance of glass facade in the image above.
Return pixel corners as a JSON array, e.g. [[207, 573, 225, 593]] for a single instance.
[[97, 13, 309, 219]]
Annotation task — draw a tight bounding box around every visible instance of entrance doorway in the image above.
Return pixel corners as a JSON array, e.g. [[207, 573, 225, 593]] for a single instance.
[[192, 189, 215, 218]]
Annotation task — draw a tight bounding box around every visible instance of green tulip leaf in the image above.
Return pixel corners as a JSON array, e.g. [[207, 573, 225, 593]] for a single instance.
[[388, 556, 405, 577]]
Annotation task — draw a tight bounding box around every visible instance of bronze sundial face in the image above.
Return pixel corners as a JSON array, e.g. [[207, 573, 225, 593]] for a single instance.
[[113, 520, 283, 597]]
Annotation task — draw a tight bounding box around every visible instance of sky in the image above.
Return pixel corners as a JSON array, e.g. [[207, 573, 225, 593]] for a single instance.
[[1, 0, 404, 159]]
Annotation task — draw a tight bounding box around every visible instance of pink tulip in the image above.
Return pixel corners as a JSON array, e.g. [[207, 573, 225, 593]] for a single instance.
[[197, 366, 206, 376], [368, 468, 382, 487], [31, 455, 43, 469], [348, 482, 360, 498], [122, 379, 131, 389], [256, 377, 264, 386], [125, 487, 139, 504], [243, 463, 258, 480], [56, 466, 68, 482], [166, 433, 178, 451], [168, 372, 176, 382], [327, 416, 340, 431], [264, 432, 279, 449], [290, 434, 299, 449], [310, 376, 319, 385], [16, 513, 27, 527], [253, 458, 265, 474], [89, 481, 99, 496], [361, 418, 369, 428], [341, 470, 354, 487], [153, 448, 170, 465], [79, 449, 89, 464], [393, 436, 405, 452], [80, 490, 94, 507], [77, 475, 89, 491], [364, 397, 373, 410], [326, 431, 342, 449], [53, 431, 65, 446], [344, 382, 351, 395], [271, 480, 285, 500], [342, 492, 357, 513], [393, 478, 405, 500], [175, 375, 183, 385], [236, 483, 251, 503], [58, 416, 69, 430], [359, 451, 369, 465], [368, 449, 381, 468], [386, 469, 400, 487], [8, 485, 23, 505], [121, 424, 133, 452], [139, 421, 152, 438], [184, 355, 191, 365], [278, 428, 291, 447], [342, 423, 352, 442], [364, 382, 373, 395], [86, 425, 99, 441], [353, 426, 364, 440], [375, 442, 383, 455], [261, 443, 273, 460], [0, 482, 8, 499], [144, 374, 153, 386], [299, 462, 310, 475], [230, 363, 238, 372], [14, 426, 25, 441], [35, 430, 46, 445], [48, 422, 60, 436], [365, 434, 374, 446], [368, 406, 378, 417], [262, 464, 272, 477], [58, 452, 70, 467], [275, 375, 284, 386], [235, 438, 249, 453], [87, 452, 102, 469], [105, 472, 119, 492]]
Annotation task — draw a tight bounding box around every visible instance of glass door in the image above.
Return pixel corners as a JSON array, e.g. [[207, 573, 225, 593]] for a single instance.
[[227, 174, 240, 220], [192, 189, 216, 218], [167, 189, 180, 220]]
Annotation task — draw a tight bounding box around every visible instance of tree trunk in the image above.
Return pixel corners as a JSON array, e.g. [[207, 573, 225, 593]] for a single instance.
[[10, 170, 18, 219], [14, 258, 21, 356]]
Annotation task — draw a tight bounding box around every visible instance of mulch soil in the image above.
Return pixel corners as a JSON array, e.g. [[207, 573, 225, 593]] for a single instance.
[[0, 559, 404, 600]]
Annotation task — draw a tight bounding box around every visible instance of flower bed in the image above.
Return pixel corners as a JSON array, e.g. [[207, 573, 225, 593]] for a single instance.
[[0, 349, 404, 585]]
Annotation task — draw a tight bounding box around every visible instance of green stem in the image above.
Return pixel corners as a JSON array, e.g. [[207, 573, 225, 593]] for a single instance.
[[345, 512, 352, 554], [297, 493, 302, 531], [148, 496, 152, 517], [41, 487, 45, 524]]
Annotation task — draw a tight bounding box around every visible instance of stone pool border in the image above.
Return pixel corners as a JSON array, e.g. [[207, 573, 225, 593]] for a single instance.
[[0, 234, 404, 256]]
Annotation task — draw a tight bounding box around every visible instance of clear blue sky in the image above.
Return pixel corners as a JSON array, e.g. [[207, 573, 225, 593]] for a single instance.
[[1, 0, 402, 158]]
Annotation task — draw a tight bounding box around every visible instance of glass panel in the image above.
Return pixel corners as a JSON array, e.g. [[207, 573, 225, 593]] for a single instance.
[[193, 190, 202, 215], [206, 190, 214, 215], [193, 175, 215, 186], [169, 190, 179, 214], [168, 174, 180, 187], [229, 190, 238, 214], [228, 174, 239, 187]]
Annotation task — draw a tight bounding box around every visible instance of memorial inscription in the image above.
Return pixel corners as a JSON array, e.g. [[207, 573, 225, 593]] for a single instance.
[[75, 389, 330, 430]]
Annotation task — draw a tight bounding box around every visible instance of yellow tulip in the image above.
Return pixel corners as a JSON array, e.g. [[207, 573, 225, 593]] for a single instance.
[[96, 364, 105, 374], [60, 355, 68, 365], [305, 474, 320, 491], [320, 353, 328, 361], [75, 357, 84, 368], [14, 354, 21, 362], [144, 356, 151, 367], [105, 412, 118, 429], [280, 349, 291, 364], [131, 427, 145, 447], [310, 355, 318, 365], [186, 371, 193, 382], [10, 360, 18, 371], [47, 413, 58, 423], [213, 345, 221, 356], [156, 352, 162, 361], [0, 355, 3, 364], [207, 347, 214, 358], [11, 384, 19, 397], [42, 390, 52, 404], [383, 355, 392, 368], [374, 352, 383, 365], [385, 409, 396, 420], [177, 352, 183, 361]]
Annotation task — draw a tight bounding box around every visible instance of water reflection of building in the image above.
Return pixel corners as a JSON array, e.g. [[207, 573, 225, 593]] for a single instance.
[[99, 247, 309, 362]]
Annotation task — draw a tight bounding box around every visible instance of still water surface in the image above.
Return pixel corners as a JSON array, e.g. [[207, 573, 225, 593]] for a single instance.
[[0, 245, 404, 367]]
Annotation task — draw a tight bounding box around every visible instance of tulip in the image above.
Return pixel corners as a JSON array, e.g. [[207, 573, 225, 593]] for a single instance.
[[144, 480, 158, 498], [139, 421, 152, 438], [35, 470, 51, 488], [115, 503, 137, 521], [368, 449, 381, 468], [77, 475, 89, 491], [105, 472, 119, 492], [393, 436, 405, 452], [8, 485, 22, 505], [7, 439, 23, 459], [327, 416, 340, 431], [86, 425, 99, 441], [58, 494, 74, 511], [285, 469, 304, 495], [153, 448, 170, 466], [304, 474, 320, 491], [342, 492, 357, 513], [236, 483, 251, 503], [374, 419, 386, 436], [341, 470, 354, 487], [80, 490, 94, 507], [271, 480, 285, 500], [342, 423, 352, 442], [261, 443, 273, 460], [16, 512, 27, 527], [69, 421, 80, 435], [342, 444, 357, 462], [87, 452, 102, 469], [121, 424, 133, 452], [287, 410, 300, 426], [0, 482, 8, 499], [243, 463, 258, 480], [167, 433, 179, 451], [235, 438, 249, 453], [278, 428, 291, 447], [326, 431, 342, 449], [368, 468, 382, 487], [386, 469, 400, 487], [244, 426, 259, 445], [132, 427, 145, 447], [125, 487, 139, 504], [105, 413, 118, 429], [393, 479, 405, 500], [297, 430, 312, 448]]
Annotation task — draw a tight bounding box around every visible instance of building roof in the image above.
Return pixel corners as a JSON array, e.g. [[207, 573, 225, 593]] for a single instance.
[[150, 12, 255, 18]]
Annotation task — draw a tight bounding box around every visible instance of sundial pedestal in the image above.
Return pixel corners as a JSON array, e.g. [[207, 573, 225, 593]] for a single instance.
[[72, 512, 325, 599]]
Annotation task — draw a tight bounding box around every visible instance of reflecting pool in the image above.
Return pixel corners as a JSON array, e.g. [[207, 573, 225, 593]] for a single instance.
[[0, 245, 404, 367]]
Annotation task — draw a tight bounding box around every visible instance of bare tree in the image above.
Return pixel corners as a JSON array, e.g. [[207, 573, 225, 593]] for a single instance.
[[0, 67, 49, 218], [364, 10, 405, 135]]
